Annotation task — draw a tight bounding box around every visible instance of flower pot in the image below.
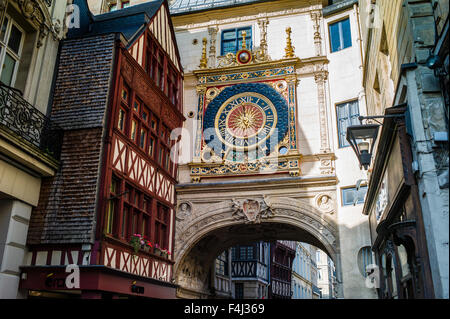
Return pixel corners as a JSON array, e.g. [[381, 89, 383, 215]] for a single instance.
[[143, 245, 150, 252]]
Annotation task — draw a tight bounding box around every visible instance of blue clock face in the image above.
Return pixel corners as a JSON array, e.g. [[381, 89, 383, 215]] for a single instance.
[[203, 83, 289, 160]]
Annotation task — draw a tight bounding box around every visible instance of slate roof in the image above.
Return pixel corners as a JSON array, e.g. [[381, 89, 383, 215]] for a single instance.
[[69, 0, 164, 44]]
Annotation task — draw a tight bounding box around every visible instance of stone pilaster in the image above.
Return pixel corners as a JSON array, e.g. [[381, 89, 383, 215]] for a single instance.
[[194, 85, 207, 162], [314, 70, 331, 153], [257, 18, 269, 58], [286, 74, 299, 152], [208, 25, 218, 68], [310, 10, 323, 56]]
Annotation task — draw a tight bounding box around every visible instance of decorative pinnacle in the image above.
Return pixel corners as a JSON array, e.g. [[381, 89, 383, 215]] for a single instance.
[[284, 27, 295, 58], [199, 37, 208, 69], [241, 30, 247, 49]]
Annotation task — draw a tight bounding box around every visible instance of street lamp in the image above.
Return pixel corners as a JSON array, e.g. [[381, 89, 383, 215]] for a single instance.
[[346, 124, 380, 170]]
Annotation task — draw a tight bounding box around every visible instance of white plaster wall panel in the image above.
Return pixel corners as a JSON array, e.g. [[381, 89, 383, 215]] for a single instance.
[[120, 251, 131, 272], [35, 251, 47, 266], [24, 252, 32, 266], [105, 247, 116, 269], [267, 14, 315, 60], [174, 29, 211, 73], [297, 77, 321, 156], [51, 251, 62, 265]]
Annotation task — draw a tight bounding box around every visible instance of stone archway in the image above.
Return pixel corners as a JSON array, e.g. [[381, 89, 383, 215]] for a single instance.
[[173, 196, 342, 299]]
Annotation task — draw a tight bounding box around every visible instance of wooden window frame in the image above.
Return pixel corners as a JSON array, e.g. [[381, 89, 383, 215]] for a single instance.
[[0, 14, 25, 88], [220, 26, 252, 56], [328, 16, 352, 53]]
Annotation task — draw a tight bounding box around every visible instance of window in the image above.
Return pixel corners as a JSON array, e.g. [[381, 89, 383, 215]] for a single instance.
[[342, 186, 368, 206], [155, 203, 169, 249], [329, 17, 351, 53], [239, 246, 254, 260], [215, 251, 229, 276], [0, 15, 24, 87], [357, 246, 373, 277], [221, 27, 252, 55], [122, 184, 152, 240], [336, 100, 360, 148], [145, 34, 181, 110], [105, 177, 118, 234], [117, 82, 168, 167], [107, 1, 129, 12], [117, 108, 127, 132]]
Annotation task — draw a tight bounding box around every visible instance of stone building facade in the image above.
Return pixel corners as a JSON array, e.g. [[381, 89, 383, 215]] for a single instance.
[[167, 0, 377, 299], [0, 0, 69, 299], [358, 0, 448, 299], [292, 242, 321, 299], [316, 247, 337, 298]]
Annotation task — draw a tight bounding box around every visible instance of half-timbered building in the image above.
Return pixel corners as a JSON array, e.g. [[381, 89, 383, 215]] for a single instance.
[[268, 240, 295, 299], [18, 0, 184, 299]]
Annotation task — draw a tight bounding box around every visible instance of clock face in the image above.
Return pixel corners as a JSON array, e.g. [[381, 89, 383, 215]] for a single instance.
[[203, 83, 289, 160], [215, 92, 277, 150]]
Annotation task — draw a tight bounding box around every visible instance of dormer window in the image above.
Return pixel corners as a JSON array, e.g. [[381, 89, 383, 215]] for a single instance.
[[221, 26, 252, 55], [107, 1, 130, 12]]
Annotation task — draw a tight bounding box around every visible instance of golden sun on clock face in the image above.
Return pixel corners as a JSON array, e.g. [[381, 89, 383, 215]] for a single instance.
[[227, 103, 264, 138], [215, 92, 278, 150]]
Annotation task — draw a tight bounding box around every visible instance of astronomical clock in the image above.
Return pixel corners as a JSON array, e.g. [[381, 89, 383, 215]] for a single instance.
[[190, 30, 302, 181]]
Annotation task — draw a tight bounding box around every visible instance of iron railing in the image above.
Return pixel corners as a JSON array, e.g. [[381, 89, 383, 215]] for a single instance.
[[0, 82, 63, 160]]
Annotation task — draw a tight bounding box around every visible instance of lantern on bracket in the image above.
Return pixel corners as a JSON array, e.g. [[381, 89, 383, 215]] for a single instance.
[[346, 123, 380, 170]]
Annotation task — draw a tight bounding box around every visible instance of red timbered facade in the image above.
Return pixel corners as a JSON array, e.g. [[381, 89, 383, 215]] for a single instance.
[[20, 0, 184, 299], [269, 241, 296, 299]]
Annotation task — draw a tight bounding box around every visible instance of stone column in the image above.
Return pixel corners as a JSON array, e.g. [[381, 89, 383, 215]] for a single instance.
[[0, 200, 33, 299]]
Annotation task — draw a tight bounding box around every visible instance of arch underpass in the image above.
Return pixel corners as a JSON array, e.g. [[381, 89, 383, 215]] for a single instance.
[[173, 196, 342, 298]]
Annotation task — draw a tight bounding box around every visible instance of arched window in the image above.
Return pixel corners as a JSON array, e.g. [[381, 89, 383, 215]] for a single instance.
[[357, 246, 373, 277]]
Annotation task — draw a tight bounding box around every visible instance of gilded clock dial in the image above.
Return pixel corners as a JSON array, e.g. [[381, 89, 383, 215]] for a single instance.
[[215, 92, 277, 150], [203, 82, 289, 161]]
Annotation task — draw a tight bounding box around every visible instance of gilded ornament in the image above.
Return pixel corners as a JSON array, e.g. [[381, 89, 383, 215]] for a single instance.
[[199, 38, 208, 69], [284, 27, 295, 58]]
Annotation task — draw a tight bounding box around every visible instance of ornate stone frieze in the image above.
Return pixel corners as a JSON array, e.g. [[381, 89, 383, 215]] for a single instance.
[[10, 0, 62, 47], [174, 6, 323, 31], [196, 63, 298, 85], [189, 154, 301, 180], [230, 197, 275, 223]]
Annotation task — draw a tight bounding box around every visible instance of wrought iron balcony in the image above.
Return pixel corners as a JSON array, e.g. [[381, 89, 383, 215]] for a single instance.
[[0, 82, 63, 160]]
